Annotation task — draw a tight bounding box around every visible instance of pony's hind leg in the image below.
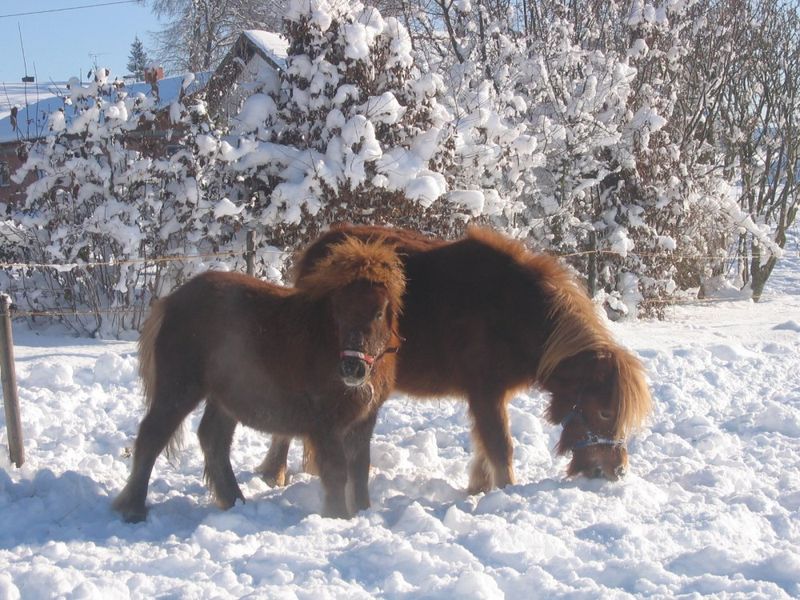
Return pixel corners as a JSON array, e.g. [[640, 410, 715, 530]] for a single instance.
[[256, 434, 292, 486], [467, 445, 493, 495], [198, 403, 244, 509], [113, 394, 197, 523], [467, 393, 516, 493]]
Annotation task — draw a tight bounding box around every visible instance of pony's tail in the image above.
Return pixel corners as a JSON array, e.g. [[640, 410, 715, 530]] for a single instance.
[[137, 300, 184, 458], [138, 300, 164, 410]]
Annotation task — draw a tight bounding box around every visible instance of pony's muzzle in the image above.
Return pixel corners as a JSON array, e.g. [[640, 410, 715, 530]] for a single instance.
[[339, 355, 370, 387]]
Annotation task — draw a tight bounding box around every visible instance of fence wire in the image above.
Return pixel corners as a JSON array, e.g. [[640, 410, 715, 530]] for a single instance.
[[1, 247, 796, 272], [1, 243, 795, 320]]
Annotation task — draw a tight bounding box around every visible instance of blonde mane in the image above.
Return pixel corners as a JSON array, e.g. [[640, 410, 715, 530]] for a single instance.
[[467, 227, 652, 438]]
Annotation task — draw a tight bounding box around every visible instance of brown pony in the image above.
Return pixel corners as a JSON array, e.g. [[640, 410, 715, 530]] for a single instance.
[[113, 237, 406, 522], [261, 225, 651, 493]]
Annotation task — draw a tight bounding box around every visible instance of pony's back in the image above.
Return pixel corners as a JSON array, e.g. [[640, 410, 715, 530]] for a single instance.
[[292, 225, 572, 395]]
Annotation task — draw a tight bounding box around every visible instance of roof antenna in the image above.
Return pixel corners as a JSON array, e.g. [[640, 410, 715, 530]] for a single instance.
[[18, 23, 34, 83]]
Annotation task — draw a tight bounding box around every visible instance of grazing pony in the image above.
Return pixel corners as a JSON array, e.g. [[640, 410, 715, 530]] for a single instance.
[[113, 237, 405, 522], [261, 225, 651, 493]]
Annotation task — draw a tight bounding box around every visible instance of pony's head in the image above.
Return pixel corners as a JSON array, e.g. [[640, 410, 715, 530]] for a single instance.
[[544, 347, 651, 480], [299, 236, 405, 388], [532, 263, 652, 481]]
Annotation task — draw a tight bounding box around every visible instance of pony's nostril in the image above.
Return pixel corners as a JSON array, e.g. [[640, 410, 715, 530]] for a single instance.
[[339, 358, 357, 377], [339, 356, 368, 383], [354, 361, 366, 379], [592, 467, 603, 479], [338, 360, 351, 378]]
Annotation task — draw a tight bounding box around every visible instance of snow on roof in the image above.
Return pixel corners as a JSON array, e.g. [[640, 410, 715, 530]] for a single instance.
[[244, 30, 289, 69], [0, 72, 211, 144]]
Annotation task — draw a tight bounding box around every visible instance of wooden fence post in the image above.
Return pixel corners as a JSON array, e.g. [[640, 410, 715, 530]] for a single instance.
[[0, 293, 24, 467], [245, 229, 256, 276]]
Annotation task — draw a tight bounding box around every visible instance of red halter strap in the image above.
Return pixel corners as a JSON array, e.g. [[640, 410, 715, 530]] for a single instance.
[[340, 350, 376, 365], [340, 346, 401, 365]]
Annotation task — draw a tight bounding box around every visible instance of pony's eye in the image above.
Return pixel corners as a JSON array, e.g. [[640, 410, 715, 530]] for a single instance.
[[374, 310, 384, 321], [598, 409, 614, 421]]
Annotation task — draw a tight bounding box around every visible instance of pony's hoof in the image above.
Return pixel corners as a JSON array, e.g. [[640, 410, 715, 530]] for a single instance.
[[112, 493, 148, 523], [353, 498, 371, 513], [214, 495, 246, 510], [256, 461, 287, 487], [114, 504, 147, 523], [322, 502, 351, 519], [122, 510, 147, 523], [259, 470, 286, 487]]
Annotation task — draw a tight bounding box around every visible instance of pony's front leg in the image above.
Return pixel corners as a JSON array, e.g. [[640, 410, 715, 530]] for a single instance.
[[467, 392, 515, 494], [198, 403, 244, 509], [344, 412, 378, 513], [309, 432, 349, 518], [256, 434, 292, 486]]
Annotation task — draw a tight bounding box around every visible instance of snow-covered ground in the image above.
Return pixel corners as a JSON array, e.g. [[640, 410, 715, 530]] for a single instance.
[[1, 235, 799, 599]]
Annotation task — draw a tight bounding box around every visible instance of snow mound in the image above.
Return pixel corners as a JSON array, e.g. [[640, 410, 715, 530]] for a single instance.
[[93, 352, 138, 385], [773, 320, 800, 332], [24, 362, 74, 389]]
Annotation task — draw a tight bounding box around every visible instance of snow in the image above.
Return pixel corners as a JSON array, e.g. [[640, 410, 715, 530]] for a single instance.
[[448, 190, 485, 216], [1, 234, 799, 598], [0, 81, 68, 143], [235, 93, 276, 132], [243, 31, 289, 70], [213, 198, 244, 219]]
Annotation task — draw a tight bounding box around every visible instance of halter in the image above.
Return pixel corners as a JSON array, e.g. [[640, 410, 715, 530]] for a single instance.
[[340, 345, 400, 366], [561, 407, 626, 450], [340, 327, 404, 365]]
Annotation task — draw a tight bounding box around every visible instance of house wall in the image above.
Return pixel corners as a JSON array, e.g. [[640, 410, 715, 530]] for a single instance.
[[0, 142, 29, 208]]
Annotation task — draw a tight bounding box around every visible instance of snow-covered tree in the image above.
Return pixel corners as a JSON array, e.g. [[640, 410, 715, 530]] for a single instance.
[[148, 0, 288, 73], [127, 36, 150, 80]]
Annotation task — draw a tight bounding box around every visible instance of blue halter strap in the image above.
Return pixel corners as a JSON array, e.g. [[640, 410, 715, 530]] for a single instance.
[[561, 407, 626, 450]]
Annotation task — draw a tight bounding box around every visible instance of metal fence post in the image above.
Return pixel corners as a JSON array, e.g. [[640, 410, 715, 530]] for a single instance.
[[0, 293, 24, 467]]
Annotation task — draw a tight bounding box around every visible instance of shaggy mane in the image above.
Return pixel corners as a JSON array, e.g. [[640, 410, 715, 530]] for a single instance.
[[467, 226, 651, 437], [298, 235, 406, 309]]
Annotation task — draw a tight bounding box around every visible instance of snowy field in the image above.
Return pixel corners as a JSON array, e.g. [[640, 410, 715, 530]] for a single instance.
[[1, 240, 799, 599]]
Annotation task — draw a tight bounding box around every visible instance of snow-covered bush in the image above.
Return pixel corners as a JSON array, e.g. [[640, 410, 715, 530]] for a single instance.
[[217, 0, 471, 249], [5, 0, 798, 334], [3, 72, 255, 335]]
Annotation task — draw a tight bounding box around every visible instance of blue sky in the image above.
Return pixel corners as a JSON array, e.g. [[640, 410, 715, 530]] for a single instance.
[[0, 1, 163, 83]]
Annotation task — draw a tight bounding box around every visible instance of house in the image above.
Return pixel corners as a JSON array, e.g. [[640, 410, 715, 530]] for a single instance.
[[0, 81, 68, 202], [0, 71, 210, 207], [0, 30, 288, 209], [204, 30, 288, 123]]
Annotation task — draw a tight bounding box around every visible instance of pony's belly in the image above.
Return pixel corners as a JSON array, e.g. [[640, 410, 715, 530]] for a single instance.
[[214, 387, 314, 434], [213, 383, 376, 436], [395, 352, 464, 397]]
